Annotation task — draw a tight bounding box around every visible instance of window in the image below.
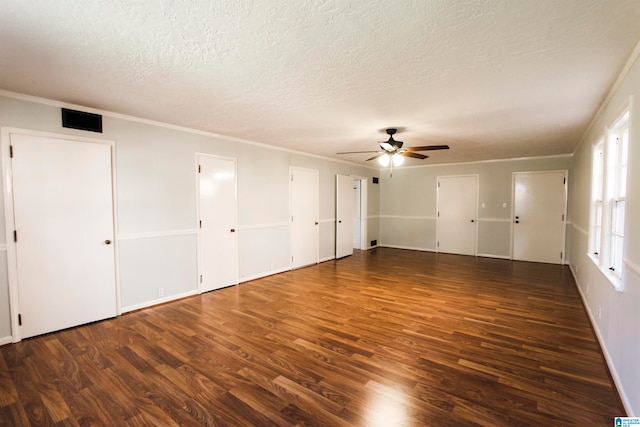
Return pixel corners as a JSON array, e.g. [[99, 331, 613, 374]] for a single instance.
[[610, 117, 628, 276], [589, 109, 630, 287], [590, 141, 604, 257]]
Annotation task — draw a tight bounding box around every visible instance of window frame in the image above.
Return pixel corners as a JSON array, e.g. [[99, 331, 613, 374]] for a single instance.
[[590, 141, 604, 259], [588, 106, 630, 291], [609, 117, 629, 278]]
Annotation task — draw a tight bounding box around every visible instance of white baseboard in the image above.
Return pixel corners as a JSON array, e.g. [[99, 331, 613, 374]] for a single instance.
[[381, 247, 511, 260], [121, 290, 199, 313], [239, 266, 291, 283], [0, 335, 12, 346], [319, 256, 336, 263], [477, 253, 511, 260], [569, 264, 633, 416], [380, 244, 436, 252]]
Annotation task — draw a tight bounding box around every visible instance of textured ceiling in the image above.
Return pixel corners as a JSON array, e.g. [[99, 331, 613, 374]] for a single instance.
[[1, 1, 640, 165]]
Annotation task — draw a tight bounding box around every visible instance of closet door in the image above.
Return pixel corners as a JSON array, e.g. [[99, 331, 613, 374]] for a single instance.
[[513, 171, 567, 264], [336, 174, 355, 258], [197, 154, 238, 292], [436, 175, 478, 256], [291, 167, 319, 269], [10, 133, 117, 339]]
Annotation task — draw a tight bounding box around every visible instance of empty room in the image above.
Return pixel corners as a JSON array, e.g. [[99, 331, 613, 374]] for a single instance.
[[1, 1, 639, 425]]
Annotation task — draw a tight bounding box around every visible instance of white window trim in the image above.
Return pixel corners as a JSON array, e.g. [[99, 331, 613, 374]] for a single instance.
[[589, 141, 604, 259], [587, 100, 631, 292]]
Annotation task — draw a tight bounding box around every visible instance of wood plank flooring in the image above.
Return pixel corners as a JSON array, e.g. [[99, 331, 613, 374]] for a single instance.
[[0, 248, 624, 426]]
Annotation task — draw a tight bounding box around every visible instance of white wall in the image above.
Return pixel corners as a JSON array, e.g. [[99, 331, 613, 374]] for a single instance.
[[567, 47, 640, 416], [0, 93, 379, 340], [378, 157, 572, 257]]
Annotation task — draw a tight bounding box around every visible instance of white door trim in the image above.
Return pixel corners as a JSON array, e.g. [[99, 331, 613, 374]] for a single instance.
[[195, 153, 239, 292], [1, 127, 120, 343]]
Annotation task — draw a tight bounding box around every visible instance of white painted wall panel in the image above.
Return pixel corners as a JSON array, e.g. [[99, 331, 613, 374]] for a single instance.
[[617, 268, 640, 415], [380, 169, 437, 217], [477, 220, 511, 258], [380, 217, 436, 251], [367, 216, 380, 248], [319, 221, 336, 261], [237, 146, 290, 226], [118, 234, 197, 310], [114, 121, 199, 235], [238, 226, 290, 280]]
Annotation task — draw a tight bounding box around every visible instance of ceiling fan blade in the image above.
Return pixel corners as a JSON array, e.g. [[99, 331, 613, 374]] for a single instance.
[[337, 150, 380, 154], [402, 152, 429, 160], [366, 153, 386, 161], [380, 142, 395, 152], [404, 145, 450, 152]]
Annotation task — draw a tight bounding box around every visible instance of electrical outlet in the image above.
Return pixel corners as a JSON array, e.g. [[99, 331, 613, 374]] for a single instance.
[[159, 288, 164, 297]]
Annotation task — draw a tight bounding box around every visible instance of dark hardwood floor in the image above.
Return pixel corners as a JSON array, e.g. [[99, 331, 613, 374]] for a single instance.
[[0, 248, 624, 426]]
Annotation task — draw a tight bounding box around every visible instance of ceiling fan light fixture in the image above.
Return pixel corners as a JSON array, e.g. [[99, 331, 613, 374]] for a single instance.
[[336, 128, 449, 169]]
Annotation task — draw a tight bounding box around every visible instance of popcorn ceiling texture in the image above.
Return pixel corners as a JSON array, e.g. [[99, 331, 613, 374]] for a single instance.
[[1, 0, 640, 164]]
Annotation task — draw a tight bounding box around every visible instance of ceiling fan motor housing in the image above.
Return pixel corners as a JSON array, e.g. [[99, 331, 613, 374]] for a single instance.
[[383, 129, 403, 150], [336, 127, 448, 161]]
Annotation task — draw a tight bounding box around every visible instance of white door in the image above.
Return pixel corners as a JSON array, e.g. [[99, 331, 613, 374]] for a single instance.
[[353, 179, 362, 250], [513, 171, 567, 264], [9, 133, 117, 339], [336, 174, 355, 258], [437, 175, 478, 256], [197, 155, 238, 292], [291, 167, 318, 269]]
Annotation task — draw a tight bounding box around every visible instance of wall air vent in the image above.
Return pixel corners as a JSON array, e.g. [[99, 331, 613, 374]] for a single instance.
[[62, 108, 103, 133]]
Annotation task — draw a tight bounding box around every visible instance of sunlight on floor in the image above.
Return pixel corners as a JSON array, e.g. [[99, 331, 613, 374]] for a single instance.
[[365, 381, 409, 426]]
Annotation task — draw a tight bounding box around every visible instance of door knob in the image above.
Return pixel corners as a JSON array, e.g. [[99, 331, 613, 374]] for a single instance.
[[515, 220, 519, 224], [470, 219, 475, 223], [338, 220, 342, 223], [105, 240, 112, 245], [230, 229, 235, 233], [315, 221, 318, 225]]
